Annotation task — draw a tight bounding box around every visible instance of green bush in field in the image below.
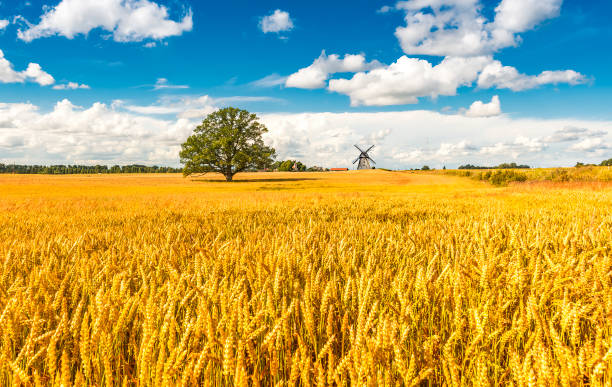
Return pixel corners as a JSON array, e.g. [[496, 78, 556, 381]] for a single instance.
[[476, 170, 527, 186], [545, 168, 571, 182]]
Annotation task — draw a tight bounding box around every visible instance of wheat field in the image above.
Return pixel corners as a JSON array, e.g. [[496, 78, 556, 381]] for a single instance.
[[0, 171, 610, 386]]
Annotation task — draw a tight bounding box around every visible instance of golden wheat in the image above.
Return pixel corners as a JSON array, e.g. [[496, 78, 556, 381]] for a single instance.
[[0, 171, 610, 385]]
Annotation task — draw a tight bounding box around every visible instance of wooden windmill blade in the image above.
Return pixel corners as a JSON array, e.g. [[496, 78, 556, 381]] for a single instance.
[[355, 145, 375, 170], [364, 146, 375, 164]]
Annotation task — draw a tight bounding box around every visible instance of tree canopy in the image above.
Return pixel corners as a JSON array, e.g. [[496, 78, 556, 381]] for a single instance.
[[273, 160, 307, 172], [180, 107, 276, 181]]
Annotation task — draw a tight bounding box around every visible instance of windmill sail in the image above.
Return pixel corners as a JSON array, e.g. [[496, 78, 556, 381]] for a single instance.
[[354, 145, 375, 170]]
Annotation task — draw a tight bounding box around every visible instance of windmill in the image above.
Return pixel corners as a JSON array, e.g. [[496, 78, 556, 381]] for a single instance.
[[353, 145, 376, 170]]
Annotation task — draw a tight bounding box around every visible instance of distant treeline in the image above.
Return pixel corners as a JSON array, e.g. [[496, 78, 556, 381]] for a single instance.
[[272, 160, 307, 172], [0, 164, 182, 174], [576, 158, 612, 167], [268, 160, 328, 172], [458, 162, 531, 170]]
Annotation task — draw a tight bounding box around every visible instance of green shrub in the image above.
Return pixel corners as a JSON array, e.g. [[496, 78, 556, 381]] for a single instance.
[[475, 170, 527, 186]]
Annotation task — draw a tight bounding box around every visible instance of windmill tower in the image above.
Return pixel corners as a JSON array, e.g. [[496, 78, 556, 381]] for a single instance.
[[353, 145, 376, 170]]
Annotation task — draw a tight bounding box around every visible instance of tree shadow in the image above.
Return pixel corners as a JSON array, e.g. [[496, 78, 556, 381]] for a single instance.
[[191, 178, 320, 183]]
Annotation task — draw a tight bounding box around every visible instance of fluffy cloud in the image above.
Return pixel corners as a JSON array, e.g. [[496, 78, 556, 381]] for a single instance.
[[52, 82, 91, 90], [17, 0, 193, 43], [327, 55, 490, 106], [0, 135, 25, 148], [393, 139, 479, 164], [477, 60, 586, 91], [0, 102, 39, 129], [394, 0, 490, 57], [0, 49, 55, 86], [368, 128, 392, 144], [260, 9, 294, 34], [568, 138, 609, 152], [544, 126, 607, 143], [0, 99, 193, 164], [492, 0, 562, 46], [286, 51, 383, 89], [260, 111, 612, 168], [0, 50, 88, 88], [282, 0, 584, 106], [392, 0, 562, 56], [325, 55, 585, 106], [2, 98, 610, 167], [436, 140, 478, 157], [22, 63, 55, 86], [480, 136, 546, 158], [465, 95, 501, 117], [0, 20, 8, 30]]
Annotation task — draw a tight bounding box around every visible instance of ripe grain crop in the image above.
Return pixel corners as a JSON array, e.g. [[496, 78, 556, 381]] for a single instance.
[[0, 171, 610, 386], [442, 165, 612, 186]]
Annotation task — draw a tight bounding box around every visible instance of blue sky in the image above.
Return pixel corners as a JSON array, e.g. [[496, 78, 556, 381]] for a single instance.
[[0, 0, 610, 168]]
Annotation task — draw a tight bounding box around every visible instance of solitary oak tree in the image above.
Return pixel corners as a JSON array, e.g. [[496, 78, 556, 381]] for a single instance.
[[180, 107, 276, 181]]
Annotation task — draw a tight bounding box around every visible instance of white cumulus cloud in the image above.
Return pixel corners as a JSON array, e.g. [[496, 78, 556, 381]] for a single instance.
[[0, 19, 9, 30], [0, 99, 194, 164], [17, 0, 193, 43], [22, 63, 55, 86], [544, 126, 607, 143], [1, 97, 610, 168], [491, 0, 562, 47], [260, 111, 612, 168], [327, 55, 491, 106], [477, 60, 586, 91], [479, 136, 546, 159], [282, 0, 585, 106], [465, 95, 501, 117], [260, 9, 294, 34], [436, 140, 478, 157], [393, 0, 562, 56], [569, 138, 609, 153], [286, 51, 383, 89], [324, 55, 585, 106], [0, 49, 55, 86]]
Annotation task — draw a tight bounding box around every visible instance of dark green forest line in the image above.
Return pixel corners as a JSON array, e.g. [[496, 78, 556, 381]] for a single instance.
[[0, 164, 182, 174]]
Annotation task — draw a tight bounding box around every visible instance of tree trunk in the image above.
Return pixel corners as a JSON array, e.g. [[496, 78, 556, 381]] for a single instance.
[[225, 173, 234, 182]]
